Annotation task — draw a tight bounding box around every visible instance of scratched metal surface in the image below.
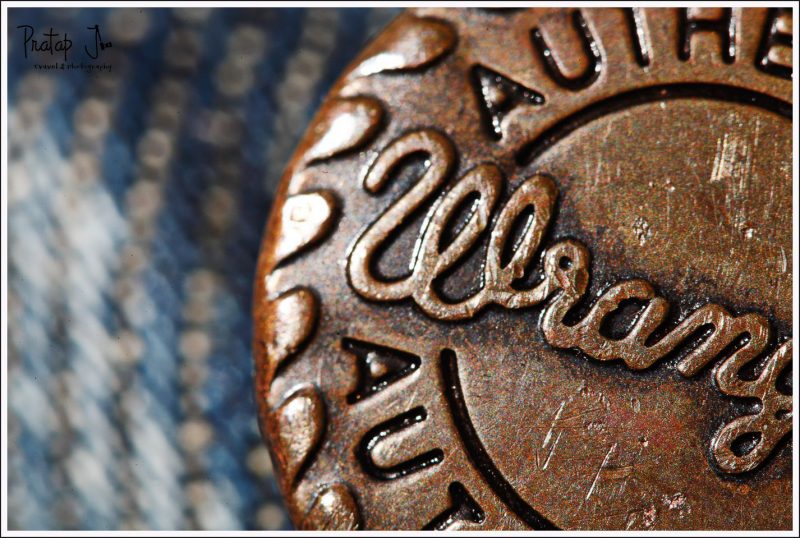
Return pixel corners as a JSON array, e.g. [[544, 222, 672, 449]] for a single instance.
[[252, 7, 792, 530], [6, 7, 400, 530]]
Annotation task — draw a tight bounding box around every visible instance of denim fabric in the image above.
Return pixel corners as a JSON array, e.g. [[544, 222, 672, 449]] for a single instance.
[[7, 7, 400, 530]]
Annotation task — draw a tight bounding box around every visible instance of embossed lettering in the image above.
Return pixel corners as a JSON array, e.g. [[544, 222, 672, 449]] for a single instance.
[[712, 339, 792, 473], [471, 64, 545, 139], [531, 10, 603, 90], [342, 338, 421, 404], [348, 130, 454, 302], [423, 482, 485, 530], [356, 406, 444, 481], [625, 8, 651, 67], [347, 129, 793, 474], [756, 8, 792, 80], [679, 8, 737, 63]]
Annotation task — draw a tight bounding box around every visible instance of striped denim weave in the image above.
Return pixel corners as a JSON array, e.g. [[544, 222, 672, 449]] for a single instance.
[[7, 7, 400, 530]]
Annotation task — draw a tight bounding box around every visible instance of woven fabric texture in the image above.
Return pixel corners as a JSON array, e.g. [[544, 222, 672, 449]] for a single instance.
[[7, 7, 399, 530]]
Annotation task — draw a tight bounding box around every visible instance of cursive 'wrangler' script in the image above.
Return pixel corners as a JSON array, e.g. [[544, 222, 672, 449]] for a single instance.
[[346, 129, 792, 475]]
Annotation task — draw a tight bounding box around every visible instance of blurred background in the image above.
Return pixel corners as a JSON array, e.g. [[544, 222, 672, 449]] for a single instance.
[[6, 7, 400, 530]]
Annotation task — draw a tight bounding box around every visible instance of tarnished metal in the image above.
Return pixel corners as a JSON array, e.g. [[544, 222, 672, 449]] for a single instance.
[[253, 8, 793, 530]]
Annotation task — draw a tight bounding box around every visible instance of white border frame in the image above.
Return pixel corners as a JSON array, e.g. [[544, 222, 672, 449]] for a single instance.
[[1, 1, 797, 536]]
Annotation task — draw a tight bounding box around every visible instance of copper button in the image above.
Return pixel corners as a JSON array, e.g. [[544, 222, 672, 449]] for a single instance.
[[253, 8, 793, 530]]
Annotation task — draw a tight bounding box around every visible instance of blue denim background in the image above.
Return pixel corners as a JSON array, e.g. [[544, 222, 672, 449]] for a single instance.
[[7, 7, 400, 530]]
